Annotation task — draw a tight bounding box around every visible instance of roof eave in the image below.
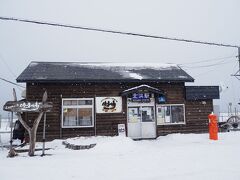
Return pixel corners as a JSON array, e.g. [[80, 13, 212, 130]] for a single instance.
[[16, 78, 194, 83]]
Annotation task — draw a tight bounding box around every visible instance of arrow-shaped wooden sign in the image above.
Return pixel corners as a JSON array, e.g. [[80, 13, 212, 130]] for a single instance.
[[3, 100, 53, 112]]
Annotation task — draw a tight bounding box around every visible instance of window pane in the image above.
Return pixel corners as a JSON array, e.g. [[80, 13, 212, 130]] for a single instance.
[[164, 106, 171, 123], [128, 107, 141, 123], [141, 107, 154, 122], [171, 106, 184, 123], [78, 100, 92, 105], [157, 105, 185, 125], [63, 108, 77, 126], [157, 107, 165, 125], [78, 108, 92, 126], [63, 100, 77, 106]]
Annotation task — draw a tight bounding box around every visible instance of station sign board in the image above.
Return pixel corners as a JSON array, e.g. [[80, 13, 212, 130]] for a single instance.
[[131, 93, 150, 102]]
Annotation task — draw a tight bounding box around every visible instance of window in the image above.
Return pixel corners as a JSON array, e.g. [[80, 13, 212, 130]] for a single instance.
[[128, 106, 155, 123], [128, 107, 141, 123], [62, 98, 94, 128], [157, 104, 185, 125]]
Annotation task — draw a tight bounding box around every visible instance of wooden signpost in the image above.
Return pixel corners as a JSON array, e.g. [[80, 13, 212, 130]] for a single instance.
[[3, 101, 52, 112], [2, 88, 53, 157]]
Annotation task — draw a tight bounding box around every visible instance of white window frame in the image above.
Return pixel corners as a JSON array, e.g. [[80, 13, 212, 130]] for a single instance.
[[62, 98, 94, 128], [156, 104, 186, 125]]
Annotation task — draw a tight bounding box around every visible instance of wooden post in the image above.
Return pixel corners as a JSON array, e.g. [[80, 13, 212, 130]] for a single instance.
[[8, 112, 17, 157], [9, 112, 13, 149], [41, 112, 46, 156]]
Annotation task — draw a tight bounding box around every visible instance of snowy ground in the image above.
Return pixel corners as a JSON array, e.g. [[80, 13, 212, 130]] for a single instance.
[[0, 132, 240, 180]]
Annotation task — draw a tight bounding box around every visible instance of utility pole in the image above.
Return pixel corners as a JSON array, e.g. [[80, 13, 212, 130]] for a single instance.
[[231, 47, 240, 80], [238, 47, 240, 75]]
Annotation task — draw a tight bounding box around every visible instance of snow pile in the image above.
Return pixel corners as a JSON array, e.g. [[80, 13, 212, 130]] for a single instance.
[[78, 62, 178, 80], [1, 132, 240, 180], [60, 136, 137, 154], [67, 62, 178, 70], [128, 72, 143, 80]]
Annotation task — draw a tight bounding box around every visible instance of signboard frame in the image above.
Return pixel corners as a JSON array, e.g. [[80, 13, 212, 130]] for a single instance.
[[96, 97, 122, 113], [3, 100, 53, 112]]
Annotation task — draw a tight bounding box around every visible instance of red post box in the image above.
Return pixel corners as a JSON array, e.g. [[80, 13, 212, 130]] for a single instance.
[[208, 113, 218, 140]]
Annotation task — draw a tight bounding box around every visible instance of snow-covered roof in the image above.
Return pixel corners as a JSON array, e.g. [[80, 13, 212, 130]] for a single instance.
[[17, 61, 194, 83], [121, 84, 164, 95]]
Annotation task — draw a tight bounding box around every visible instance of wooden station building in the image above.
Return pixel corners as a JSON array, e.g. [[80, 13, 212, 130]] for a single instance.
[[16, 62, 219, 140]]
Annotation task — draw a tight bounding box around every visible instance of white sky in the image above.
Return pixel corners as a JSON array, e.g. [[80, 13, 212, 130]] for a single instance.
[[0, 0, 240, 117]]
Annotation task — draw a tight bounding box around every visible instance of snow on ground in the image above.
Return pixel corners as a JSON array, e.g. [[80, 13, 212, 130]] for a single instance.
[[1, 132, 240, 180]]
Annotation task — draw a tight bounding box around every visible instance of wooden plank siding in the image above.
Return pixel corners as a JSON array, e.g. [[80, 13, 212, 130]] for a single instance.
[[23, 82, 212, 141], [157, 100, 212, 135]]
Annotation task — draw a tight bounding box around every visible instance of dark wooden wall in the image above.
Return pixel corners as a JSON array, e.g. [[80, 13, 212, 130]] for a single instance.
[[157, 100, 212, 135], [24, 81, 212, 140]]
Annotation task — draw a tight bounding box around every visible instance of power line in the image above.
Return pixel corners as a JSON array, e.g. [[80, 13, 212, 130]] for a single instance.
[[179, 55, 236, 65], [0, 54, 23, 91], [0, 54, 17, 78], [0, 77, 25, 88], [0, 16, 239, 48], [185, 61, 238, 78], [0, 16, 239, 79], [180, 59, 235, 69], [181, 59, 235, 69]]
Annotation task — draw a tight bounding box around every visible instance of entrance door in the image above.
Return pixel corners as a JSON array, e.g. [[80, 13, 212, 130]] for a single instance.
[[127, 106, 156, 139], [141, 106, 156, 138]]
